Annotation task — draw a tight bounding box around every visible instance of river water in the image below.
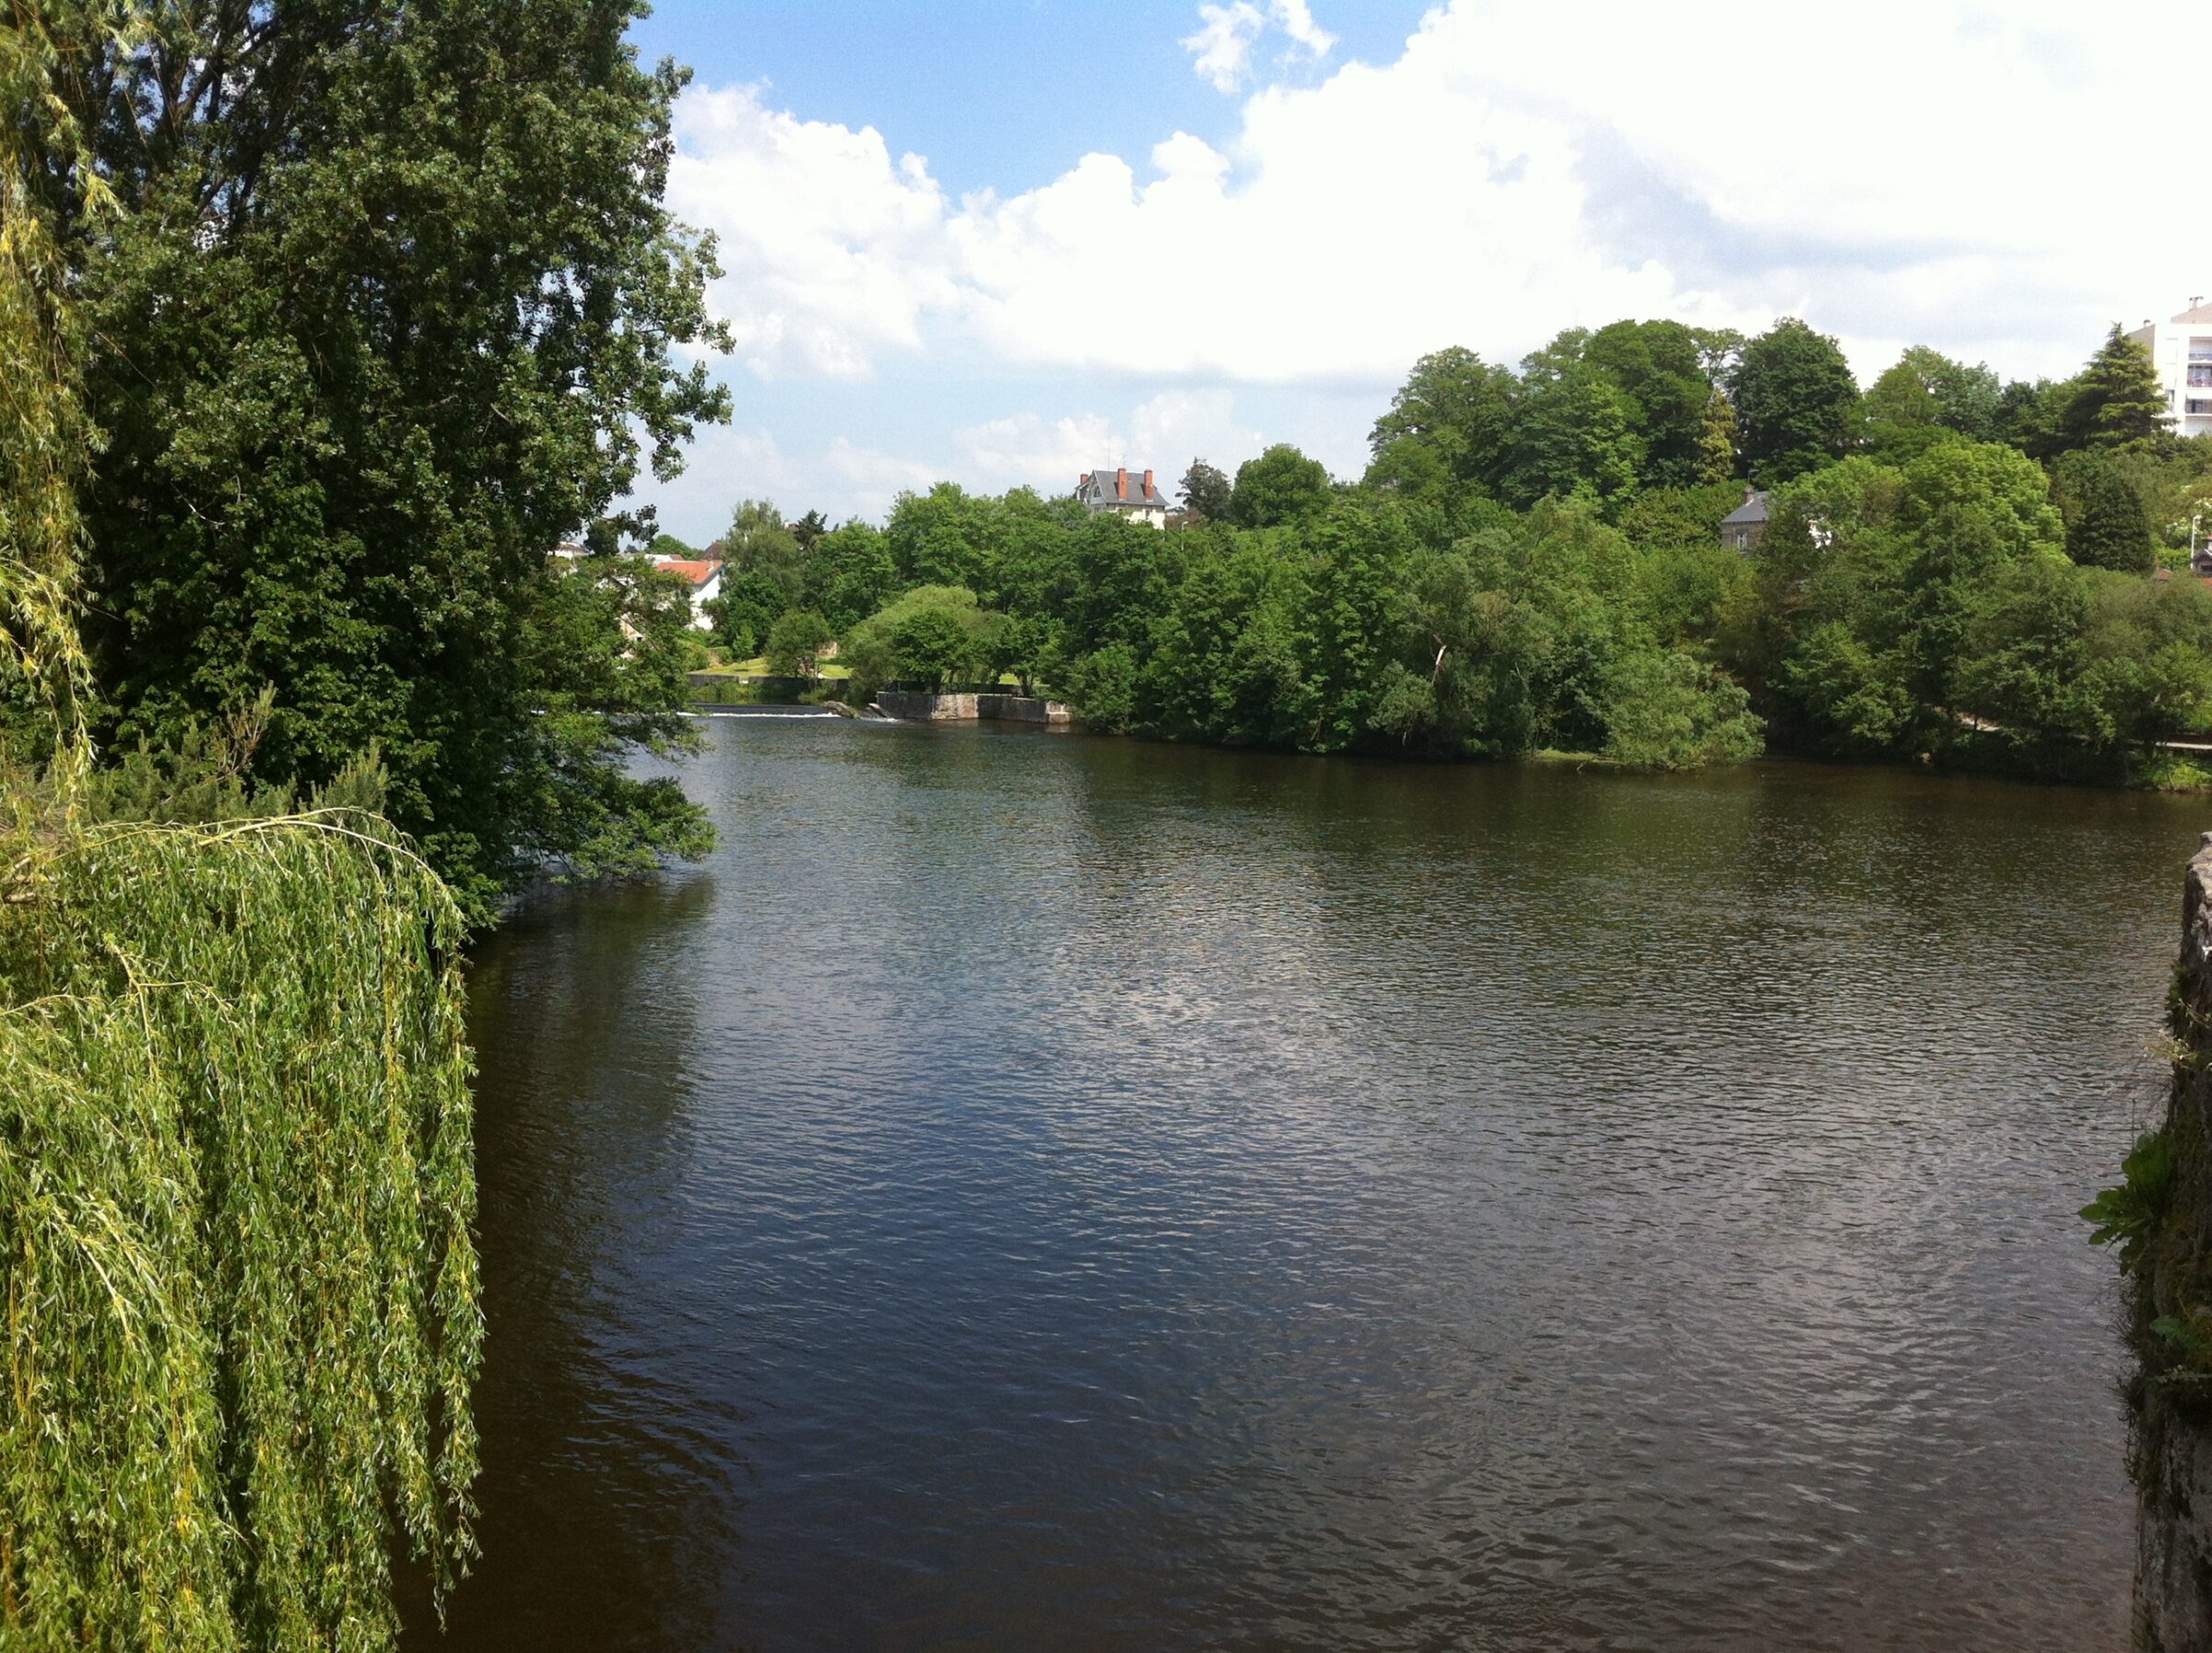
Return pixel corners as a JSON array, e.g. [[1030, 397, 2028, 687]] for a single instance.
[[411, 719, 2207, 1652]]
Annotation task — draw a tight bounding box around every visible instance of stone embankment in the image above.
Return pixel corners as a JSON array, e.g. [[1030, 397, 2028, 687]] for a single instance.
[[875, 691, 1075, 726], [2136, 832, 2212, 1650]]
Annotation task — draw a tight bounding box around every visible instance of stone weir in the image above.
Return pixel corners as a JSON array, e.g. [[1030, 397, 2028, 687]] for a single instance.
[[2133, 832, 2212, 1650], [874, 691, 1075, 726]]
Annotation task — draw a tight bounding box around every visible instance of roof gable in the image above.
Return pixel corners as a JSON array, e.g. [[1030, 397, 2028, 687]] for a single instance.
[[1720, 490, 1771, 526], [1077, 469, 1167, 506], [653, 558, 724, 588]]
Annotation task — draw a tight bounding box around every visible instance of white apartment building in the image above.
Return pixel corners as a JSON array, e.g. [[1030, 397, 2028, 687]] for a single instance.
[[2128, 300, 2212, 439]]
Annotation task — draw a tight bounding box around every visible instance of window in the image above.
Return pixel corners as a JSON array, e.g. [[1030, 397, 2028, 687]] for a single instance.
[[2192, 364, 2212, 388]]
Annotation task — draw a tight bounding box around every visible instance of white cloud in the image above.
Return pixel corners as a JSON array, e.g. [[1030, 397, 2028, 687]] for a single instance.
[[665, 0, 2212, 396], [667, 84, 954, 380], [1182, 2, 1337, 94], [1182, 3, 1263, 94], [956, 391, 1266, 495]]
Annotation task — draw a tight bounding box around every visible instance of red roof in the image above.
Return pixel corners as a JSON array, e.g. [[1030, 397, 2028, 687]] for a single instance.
[[653, 558, 723, 588]]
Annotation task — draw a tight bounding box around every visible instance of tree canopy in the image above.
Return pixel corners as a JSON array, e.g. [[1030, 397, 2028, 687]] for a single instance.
[[2065, 325, 2169, 450], [1231, 444, 1334, 527], [1729, 318, 1862, 483], [53, 0, 729, 921], [4, 18, 481, 1644]]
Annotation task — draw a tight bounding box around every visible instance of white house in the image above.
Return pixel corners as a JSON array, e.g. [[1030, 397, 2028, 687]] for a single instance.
[[653, 557, 724, 630], [1077, 466, 1170, 529], [2127, 300, 2212, 440]]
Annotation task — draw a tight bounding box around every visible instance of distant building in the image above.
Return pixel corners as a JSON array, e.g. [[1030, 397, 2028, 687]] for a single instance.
[[1720, 488, 1771, 552], [549, 538, 586, 561], [2127, 300, 2212, 440], [1077, 466, 1170, 530], [653, 558, 724, 630]]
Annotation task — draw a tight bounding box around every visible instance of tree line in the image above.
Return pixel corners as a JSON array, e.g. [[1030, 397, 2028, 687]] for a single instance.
[[685, 316, 2212, 781]]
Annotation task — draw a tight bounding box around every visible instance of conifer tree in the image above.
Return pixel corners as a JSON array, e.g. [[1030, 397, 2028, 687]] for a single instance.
[[2065, 325, 2169, 449], [2065, 457, 2156, 572], [1179, 459, 1234, 521], [1696, 389, 1741, 482]]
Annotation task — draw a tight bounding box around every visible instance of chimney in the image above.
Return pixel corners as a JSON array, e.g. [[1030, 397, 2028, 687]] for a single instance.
[[1142, 468, 1154, 500], [1117, 466, 1127, 501]]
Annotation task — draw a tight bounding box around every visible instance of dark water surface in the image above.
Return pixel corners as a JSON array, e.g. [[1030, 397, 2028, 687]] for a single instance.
[[411, 722, 2209, 1652]]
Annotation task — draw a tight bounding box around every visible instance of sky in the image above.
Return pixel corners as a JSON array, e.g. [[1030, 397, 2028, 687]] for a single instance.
[[629, 0, 2212, 544]]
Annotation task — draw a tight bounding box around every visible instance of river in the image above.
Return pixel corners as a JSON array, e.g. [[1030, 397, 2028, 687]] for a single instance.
[[408, 718, 2206, 1651]]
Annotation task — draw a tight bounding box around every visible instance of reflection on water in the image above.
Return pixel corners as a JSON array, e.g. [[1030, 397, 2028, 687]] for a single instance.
[[408, 725, 2205, 1652]]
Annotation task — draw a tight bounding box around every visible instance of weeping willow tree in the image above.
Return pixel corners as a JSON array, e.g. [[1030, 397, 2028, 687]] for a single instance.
[[2, 6, 482, 1646]]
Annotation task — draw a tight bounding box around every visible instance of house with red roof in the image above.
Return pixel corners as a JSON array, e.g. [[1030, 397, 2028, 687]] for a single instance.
[[653, 557, 724, 630]]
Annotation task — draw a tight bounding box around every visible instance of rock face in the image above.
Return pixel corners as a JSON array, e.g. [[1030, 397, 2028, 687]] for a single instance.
[[2135, 832, 2212, 1651]]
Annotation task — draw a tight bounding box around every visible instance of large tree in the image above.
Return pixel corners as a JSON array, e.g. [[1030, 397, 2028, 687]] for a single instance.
[[1367, 346, 1518, 488], [1231, 443, 1333, 527], [2065, 455, 2156, 573], [720, 499, 806, 601], [1584, 318, 1717, 489], [52, 0, 729, 919], [1729, 318, 1861, 483], [1179, 458, 1234, 521], [2065, 325, 2169, 450]]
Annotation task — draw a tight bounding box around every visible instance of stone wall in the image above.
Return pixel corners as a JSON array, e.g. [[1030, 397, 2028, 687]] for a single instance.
[[876, 691, 978, 721], [975, 694, 1074, 725], [876, 691, 1073, 726], [2135, 832, 2212, 1651]]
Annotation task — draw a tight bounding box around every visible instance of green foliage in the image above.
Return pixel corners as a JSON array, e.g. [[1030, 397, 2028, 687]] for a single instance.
[[501, 558, 713, 891], [57, 0, 727, 921], [1695, 389, 1740, 484], [1601, 649, 1764, 769], [1500, 357, 1646, 509], [841, 585, 997, 703], [888, 608, 977, 691], [2065, 325, 2168, 450], [1178, 459, 1234, 521], [720, 500, 806, 601], [764, 608, 837, 675], [706, 569, 786, 658], [1584, 319, 1720, 490], [2063, 455, 2156, 573], [1367, 346, 1518, 487], [790, 509, 829, 550], [1, 810, 481, 1652], [1861, 346, 2002, 462], [800, 521, 899, 633], [2083, 1130, 2176, 1269], [2, 27, 482, 1642], [1231, 443, 1333, 527], [1729, 317, 1861, 483], [1069, 643, 1141, 732], [888, 482, 1002, 589]]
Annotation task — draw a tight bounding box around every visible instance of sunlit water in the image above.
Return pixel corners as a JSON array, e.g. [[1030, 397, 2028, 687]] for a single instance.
[[408, 720, 2207, 1651]]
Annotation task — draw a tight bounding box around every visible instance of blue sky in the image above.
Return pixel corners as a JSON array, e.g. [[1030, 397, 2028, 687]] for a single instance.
[[628, 0, 2212, 546], [627, 1, 1429, 202]]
